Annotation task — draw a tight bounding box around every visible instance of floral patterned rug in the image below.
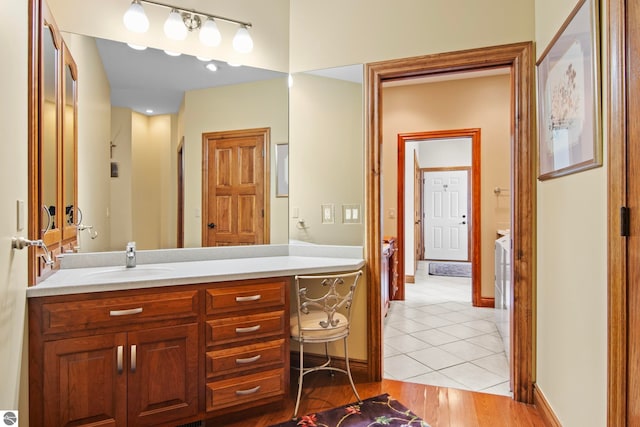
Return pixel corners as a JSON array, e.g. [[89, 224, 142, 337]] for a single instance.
[[269, 394, 431, 427]]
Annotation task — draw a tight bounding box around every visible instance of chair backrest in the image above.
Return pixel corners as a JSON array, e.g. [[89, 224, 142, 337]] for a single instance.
[[293, 270, 362, 334]]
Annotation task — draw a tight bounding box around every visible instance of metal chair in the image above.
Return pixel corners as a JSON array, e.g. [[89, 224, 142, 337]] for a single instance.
[[290, 270, 363, 419]]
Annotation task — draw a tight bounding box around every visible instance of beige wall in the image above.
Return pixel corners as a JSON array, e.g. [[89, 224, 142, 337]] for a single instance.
[[289, 73, 364, 245], [0, 0, 29, 417], [289, 0, 535, 72], [182, 78, 289, 247], [382, 75, 511, 298], [534, 0, 607, 425], [64, 33, 112, 253], [110, 107, 133, 249]]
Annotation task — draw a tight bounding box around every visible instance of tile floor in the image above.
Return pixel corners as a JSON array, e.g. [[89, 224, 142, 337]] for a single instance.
[[383, 261, 511, 396]]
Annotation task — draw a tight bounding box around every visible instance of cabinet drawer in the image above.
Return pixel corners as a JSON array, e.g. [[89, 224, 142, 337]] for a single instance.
[[206, 310, 285, 347], [40, 290, 199, 334], [206, 280, 286, 314], [206, 368, 285, 412], [206, 339, 285, 378]]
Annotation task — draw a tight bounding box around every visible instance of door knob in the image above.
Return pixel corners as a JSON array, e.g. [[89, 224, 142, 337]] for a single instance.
[[207, 223, 216, 229]]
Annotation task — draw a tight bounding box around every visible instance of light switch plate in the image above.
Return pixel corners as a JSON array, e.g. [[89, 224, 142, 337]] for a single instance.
[[17, 200, 24, 231], [342, 204, 361, 224]]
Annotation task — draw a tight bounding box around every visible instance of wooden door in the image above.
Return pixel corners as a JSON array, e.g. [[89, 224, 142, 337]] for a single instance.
[[43, 333, 127, 426], [202, 128, 270, 246], [423, 169, 469, 261], [127, 323, 199, 426], [413, 153, 423, 269]]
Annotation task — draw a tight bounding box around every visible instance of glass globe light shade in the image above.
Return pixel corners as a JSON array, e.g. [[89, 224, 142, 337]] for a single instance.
[[164, 9, 188, 41], [199, 18, 222, 47], [123, 0, 149, 33], [232, 26, 253, 54]]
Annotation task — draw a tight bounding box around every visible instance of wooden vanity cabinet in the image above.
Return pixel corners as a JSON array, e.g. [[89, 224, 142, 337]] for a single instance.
[[29, 288, 200, 427], [29, 277, 291, 426], [204, 278, 290, 416]]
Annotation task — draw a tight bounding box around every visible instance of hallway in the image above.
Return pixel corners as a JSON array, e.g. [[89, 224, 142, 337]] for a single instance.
[[383, 261, 510, 396]]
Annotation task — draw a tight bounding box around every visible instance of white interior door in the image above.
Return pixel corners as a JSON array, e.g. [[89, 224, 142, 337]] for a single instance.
[[423, 170, 469, 261]]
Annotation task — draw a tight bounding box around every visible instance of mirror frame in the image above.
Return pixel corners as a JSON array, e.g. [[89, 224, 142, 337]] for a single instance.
[[29, 0, 78, 284]]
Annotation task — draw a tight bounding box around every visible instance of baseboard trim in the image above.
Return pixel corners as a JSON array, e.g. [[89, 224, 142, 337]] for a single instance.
[[533, 383, 562, 427], [477, 297, 495, 308], [405, 275, 415, 283], [290, 351, 368, 382]]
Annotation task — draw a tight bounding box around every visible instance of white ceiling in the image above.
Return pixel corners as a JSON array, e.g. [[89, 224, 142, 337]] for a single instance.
[[95, 38, 285, 115]]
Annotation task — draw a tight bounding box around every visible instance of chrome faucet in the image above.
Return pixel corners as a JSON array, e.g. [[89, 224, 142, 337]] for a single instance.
[[126, 241, 136, 268]]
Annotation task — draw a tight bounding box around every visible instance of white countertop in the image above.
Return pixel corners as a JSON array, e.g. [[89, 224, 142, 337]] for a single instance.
[[27, 245, 365, 298]]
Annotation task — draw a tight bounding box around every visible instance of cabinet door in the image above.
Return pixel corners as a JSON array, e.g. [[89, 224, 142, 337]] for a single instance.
[[43, 333, 127, 426], [127, 323, 199, 426]]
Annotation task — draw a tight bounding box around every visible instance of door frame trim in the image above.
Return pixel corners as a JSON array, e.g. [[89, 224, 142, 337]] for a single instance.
[[397, 130, 480, 304], [607, 0, 627, 424], [365, 42, 535, 403]]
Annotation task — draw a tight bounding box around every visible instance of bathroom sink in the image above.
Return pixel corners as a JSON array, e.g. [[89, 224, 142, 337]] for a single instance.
[[84, 265, 174, 281]]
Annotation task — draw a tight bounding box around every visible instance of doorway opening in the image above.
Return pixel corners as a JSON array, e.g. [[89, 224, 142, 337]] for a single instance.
[[365, 42, 535, 403]]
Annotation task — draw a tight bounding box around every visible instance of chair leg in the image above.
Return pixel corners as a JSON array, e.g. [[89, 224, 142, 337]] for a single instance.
[[325, 342, 335, 377], [344, 338, 362, 403], [293, 341, 305, 420]]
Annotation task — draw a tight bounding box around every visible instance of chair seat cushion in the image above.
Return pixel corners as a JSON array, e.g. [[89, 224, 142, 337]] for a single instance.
[[290, 310, 349, 340]]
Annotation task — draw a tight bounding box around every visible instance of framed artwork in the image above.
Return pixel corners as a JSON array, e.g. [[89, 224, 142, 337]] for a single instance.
[[536, 0, 601, 180], [275, 143, 288, 197]]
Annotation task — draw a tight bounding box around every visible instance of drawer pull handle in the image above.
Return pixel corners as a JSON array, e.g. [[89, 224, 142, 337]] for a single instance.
[[117, 345, 123, 374], [235, 294, 262, 302], [235, 385, 261, 396], [235, 325, 261, 334], [236, 354, 262, 364], [110, 307, 143, 317]]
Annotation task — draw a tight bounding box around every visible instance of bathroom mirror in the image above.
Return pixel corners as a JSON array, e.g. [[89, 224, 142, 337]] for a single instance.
[[288, 65, 365, 246], [68, 35, 289, 252], [62, 46, 78, 238], [41, 22, 59, 235]]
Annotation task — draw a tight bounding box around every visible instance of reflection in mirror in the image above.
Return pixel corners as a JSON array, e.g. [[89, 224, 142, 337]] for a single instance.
[[63, 60, 76, 229], [289, 65, 364, 246], [41, 25, 58, 234], [67, 35, 288, 252]]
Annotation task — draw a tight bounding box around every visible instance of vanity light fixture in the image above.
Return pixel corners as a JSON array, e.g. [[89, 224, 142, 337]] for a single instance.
[[127, 43, 147, 51], [122, 0, 253, 53], [164, 50, 181, 57], [205, 63, 218, 72], [196, 56, 213, 62]]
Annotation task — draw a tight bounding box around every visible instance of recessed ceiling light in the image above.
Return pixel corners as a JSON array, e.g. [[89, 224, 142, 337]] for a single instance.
[[127, 43, 147, 51], [205, 63, 218, 72], [164, 50, 181, 57], [146, 109, 153, 114], [227, 61, 242, 67], [196, 56, 213, 62]]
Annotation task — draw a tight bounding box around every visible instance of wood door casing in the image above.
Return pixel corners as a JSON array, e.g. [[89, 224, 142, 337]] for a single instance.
[[202, 128, 270, 247], [413, 153, 422, 271], [365, 42, 535, 403]]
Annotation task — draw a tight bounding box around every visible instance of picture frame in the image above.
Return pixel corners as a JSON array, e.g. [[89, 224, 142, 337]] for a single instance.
[[275, 143, 288, 197], [536, 0, 601, 181]]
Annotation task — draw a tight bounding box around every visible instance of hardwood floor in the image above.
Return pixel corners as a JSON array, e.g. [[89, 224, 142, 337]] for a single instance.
[[212, 372, 546, 426]]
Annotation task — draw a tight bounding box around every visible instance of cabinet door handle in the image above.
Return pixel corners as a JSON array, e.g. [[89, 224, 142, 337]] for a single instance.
[[235, 294, 262, 302], [235, 385, 261, 396], [110, 307, 143, 317], [235, 354, 261, 364], [131, 345, 137, 373], [117, 345, 123, 374], [235, 325, 261, 334]]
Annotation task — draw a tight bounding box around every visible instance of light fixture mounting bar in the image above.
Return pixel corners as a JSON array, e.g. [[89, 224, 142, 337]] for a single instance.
[[138, 0, 252, 28]]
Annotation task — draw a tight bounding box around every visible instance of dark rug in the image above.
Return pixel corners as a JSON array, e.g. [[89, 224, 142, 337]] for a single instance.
[[268, 393, 430, 427], [428, 261, 471, 278]]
